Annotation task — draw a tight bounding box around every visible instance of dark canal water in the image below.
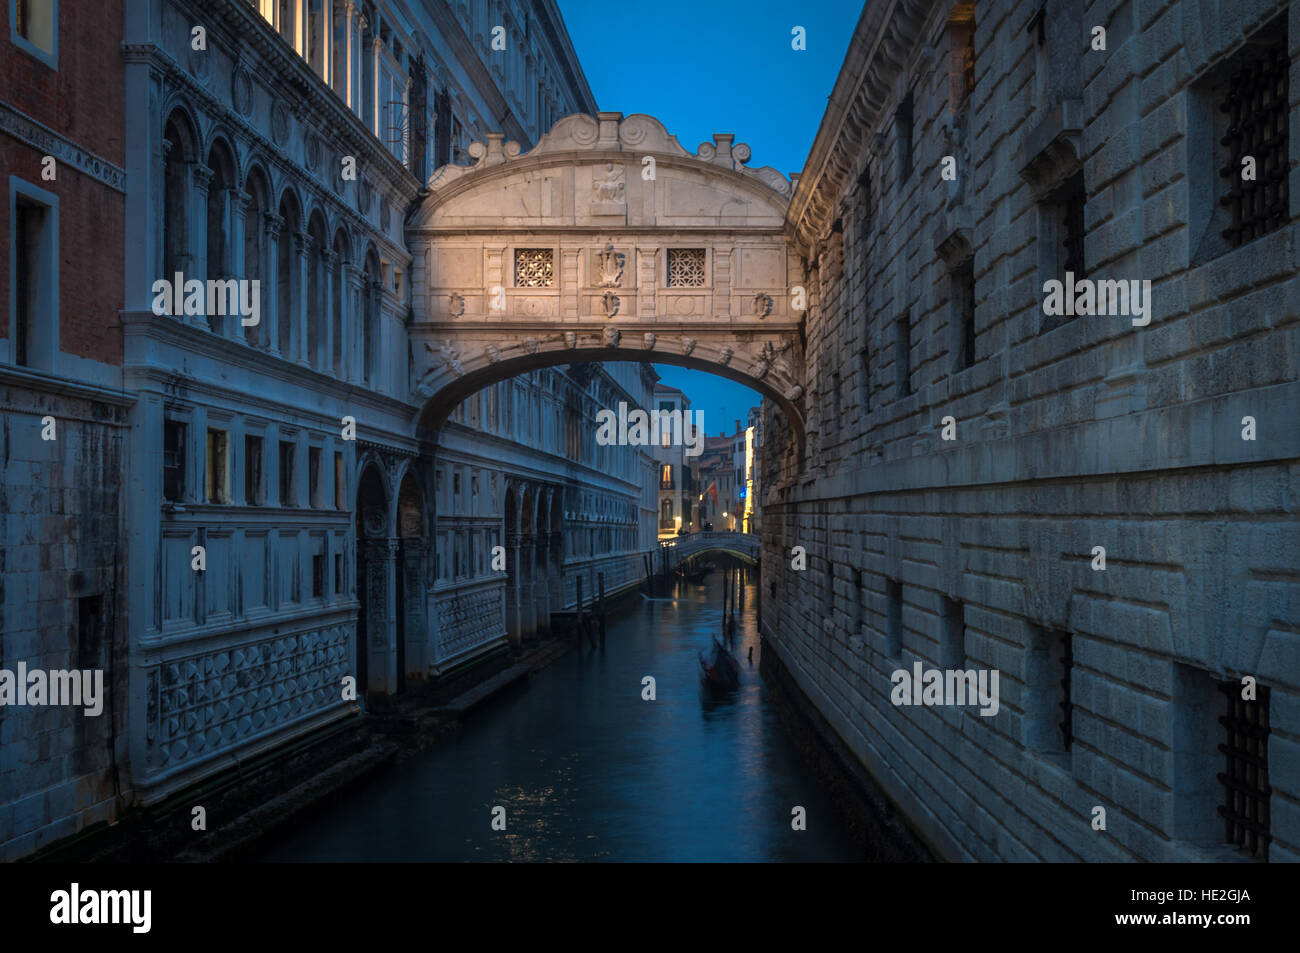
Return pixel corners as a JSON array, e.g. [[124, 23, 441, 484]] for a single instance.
[[259, 569, 866, 862]]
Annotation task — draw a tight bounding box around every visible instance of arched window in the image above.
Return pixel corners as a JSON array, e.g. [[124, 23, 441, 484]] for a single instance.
[[205, 140, 237, 332], [161, 111, 196, 293], [661, 499, 672, 523]]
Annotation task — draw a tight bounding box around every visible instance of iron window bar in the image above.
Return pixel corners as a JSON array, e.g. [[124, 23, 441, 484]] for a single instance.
[[1217, 680, 1271, 860], [1218, 42, 1289, 249], [1058, 631, 1073, 751]]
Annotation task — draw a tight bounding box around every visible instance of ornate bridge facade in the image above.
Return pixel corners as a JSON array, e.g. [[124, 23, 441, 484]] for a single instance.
[[405, 111, 808, 449]]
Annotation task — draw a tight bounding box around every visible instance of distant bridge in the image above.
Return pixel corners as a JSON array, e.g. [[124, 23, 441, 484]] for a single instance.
[[660, 532, 760, 567]]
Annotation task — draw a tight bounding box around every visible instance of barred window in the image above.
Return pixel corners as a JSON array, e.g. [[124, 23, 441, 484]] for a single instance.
[[1060, 172, 1087, 279], [1218, 679, 1271, 860], [514, 248, 553, 287], [667, 248, 706, 287], [1218, 41, 1289, 249]]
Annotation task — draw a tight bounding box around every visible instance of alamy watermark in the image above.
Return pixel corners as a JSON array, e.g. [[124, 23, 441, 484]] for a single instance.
[[1042, 272, 1152, 327], [0, 662, 104, 716], [151, 273, 261, 326], [595, 402, 704, 457], [890, 661, 1000, 716]]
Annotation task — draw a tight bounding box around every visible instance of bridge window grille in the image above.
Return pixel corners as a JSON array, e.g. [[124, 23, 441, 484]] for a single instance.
[[667, 248, 706, 287], [514, 248, 554, 287], [1218, 41, 1289, 249], [1217, 679, 1271, 860]]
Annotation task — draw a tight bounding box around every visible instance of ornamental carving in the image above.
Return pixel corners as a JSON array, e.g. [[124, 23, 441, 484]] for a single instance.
[[592, 163, 625, 203], [600, 291, 620, 318], [271, 101, 290, 145], [595, 243, 623, 287], [232, 66, 253, 116]]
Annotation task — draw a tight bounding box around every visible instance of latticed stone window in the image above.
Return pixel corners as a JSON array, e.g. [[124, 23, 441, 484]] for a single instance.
[[514, 248, 554, 287], [667, 248, 707, 287], [1217, 39, 1289, 249]]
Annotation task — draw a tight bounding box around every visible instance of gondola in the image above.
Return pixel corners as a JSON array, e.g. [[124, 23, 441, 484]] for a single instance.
[[699, 637, 740, 692]]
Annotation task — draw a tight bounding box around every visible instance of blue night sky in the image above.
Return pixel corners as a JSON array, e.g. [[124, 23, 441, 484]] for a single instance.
[[559, 0, 864, 428]]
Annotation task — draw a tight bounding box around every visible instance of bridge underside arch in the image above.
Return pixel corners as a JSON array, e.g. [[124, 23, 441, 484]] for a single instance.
[[678, 548, 759, 568], [414, 345, 804, 456]]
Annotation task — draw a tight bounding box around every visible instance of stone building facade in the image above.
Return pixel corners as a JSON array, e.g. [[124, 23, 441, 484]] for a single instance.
[[0, 0, 622, 857], [764, 0, 1299, 861], [0, 0, 130, 862]]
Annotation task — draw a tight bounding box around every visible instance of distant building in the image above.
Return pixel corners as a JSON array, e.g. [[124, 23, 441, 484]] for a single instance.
[[651, 384, 692, 538]]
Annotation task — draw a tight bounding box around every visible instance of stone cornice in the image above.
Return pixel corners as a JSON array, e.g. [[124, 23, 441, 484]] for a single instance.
[[0, 362, 135, 408], [121, 310, 418, 421], [0, 101, 128, 192], [786, 0, 935, 254], [130, 41, 411, 265], [160, 0, 421, 204]]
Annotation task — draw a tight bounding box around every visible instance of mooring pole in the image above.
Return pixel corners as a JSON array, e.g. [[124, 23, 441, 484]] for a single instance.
[[576, 575, 584, 641], [722, 570, 729, 635], [598, 572, 606, 645]]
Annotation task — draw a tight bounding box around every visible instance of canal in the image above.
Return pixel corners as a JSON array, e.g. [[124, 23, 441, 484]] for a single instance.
[[259, 568, 867, 862]]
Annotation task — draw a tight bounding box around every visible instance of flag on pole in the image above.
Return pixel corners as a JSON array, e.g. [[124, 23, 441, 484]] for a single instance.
[[707, 481, 719, 507]]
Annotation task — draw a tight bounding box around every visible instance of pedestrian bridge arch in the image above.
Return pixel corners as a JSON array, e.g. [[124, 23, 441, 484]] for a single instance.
[[663, 532, 761, 567], [406, 111, 807, 451]]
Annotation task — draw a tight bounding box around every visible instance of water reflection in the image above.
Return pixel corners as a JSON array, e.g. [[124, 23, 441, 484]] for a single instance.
[[259, 568, 866, 862]]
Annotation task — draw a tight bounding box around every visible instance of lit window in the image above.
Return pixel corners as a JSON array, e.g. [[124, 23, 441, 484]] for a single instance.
[[12, 0, 57, 66], [205, 429, 230, 504]]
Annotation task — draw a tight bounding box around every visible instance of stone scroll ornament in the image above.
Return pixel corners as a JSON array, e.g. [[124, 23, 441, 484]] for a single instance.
[[754, 292, 774, 318], [596, 243, 623, 287], [601, 290, 620, 318]]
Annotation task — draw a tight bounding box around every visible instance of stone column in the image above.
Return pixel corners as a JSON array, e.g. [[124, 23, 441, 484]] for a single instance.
[[401, 540, 428, 680], [362, 538, 400, 698], [534, 539, 551, 638], [505, 532, 522, 648], [371, 35, 383, 136], [189, 164, 214, 327], [262, 211, 284, 355], [323, 248, 338, 375], [229, 191, 248, 342], [346, 264, 365, 382], [341, 2, 357, 107], [294, 230, 311, 367], [519, 533, 537, 642]]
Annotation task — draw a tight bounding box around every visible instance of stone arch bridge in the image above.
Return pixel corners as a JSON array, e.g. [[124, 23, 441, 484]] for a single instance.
[[406, 111, 808, 449], [662, 532, 762, 568]]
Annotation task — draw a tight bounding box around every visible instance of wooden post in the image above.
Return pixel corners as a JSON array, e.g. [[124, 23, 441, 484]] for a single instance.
[[722, 569, 729, 635], [598, 572, 606, 645], [576, 575, 584, 641]]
